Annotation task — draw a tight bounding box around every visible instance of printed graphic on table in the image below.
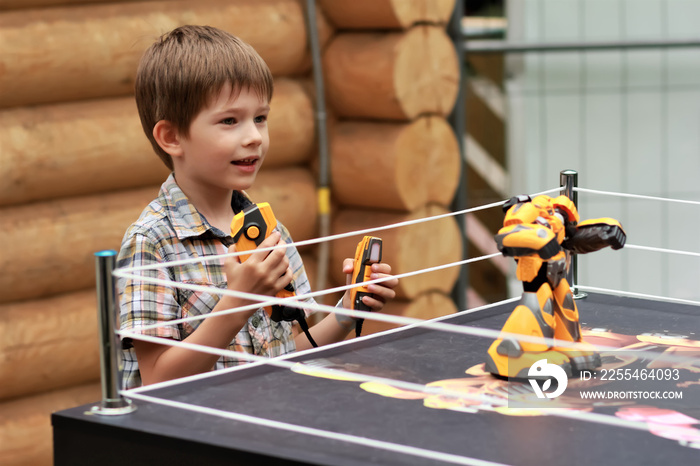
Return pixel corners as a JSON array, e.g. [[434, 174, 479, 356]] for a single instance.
[[293, 328, 700, 450]]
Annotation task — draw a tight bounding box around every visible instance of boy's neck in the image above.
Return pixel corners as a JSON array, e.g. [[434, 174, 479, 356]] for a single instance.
[[173, 174, 234, 234]]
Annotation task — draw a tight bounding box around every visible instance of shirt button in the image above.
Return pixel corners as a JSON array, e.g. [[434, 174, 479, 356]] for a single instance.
[[251, 316, 261, 328]]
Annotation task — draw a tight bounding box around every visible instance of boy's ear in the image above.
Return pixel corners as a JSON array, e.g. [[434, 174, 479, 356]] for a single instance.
[[153, 120, 184, 158]]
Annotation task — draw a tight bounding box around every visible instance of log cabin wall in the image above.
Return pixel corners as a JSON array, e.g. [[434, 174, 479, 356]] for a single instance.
[[0, 0, 462, 463], [318, 0, 462, 336]]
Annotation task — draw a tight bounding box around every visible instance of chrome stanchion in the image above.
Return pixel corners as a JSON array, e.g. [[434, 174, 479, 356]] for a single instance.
[[560, 170, 588, 300], [91, 250, 136, 415]]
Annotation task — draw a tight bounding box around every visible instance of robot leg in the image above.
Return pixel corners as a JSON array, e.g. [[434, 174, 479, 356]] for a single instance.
[[485, 282, 572, 378], [551, 279, 601, 372]]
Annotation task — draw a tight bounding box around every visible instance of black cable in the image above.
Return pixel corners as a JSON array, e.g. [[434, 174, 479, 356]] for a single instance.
[[270, 304, 318, 348]]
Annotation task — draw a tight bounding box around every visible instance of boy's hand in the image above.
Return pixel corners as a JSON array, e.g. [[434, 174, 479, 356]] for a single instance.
[[224, 231, 292, 303], [342, 259, 398, 312]]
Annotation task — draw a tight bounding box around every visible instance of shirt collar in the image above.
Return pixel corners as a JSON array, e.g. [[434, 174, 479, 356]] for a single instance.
[[159, 173, 229, 241]]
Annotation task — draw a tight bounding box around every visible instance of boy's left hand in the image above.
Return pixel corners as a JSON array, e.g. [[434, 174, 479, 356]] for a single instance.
[[342, 259, 398, 311]]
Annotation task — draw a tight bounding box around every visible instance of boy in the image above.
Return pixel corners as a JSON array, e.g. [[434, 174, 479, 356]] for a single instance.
[[117, 25, 398, 389]]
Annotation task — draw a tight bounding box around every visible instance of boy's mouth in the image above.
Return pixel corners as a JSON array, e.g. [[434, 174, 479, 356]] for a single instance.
[[231, 157, 258, 166]]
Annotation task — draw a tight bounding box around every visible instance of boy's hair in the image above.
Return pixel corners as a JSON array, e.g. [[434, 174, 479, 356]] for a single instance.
[[135, 25, 274, 170]]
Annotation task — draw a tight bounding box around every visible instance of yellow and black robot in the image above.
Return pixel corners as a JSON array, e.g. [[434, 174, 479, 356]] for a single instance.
[[485, 194, 626, 378]]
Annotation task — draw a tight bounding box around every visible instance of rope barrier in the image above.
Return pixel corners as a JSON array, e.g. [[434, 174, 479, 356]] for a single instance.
[[112, 183, 700, 358], [114, 187, 562, 274], [97, 180, 700, 465], [574, 186, 700, 206]]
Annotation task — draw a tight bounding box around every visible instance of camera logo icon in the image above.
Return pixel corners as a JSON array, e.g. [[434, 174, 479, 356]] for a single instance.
[[528, 359, 568, 399]]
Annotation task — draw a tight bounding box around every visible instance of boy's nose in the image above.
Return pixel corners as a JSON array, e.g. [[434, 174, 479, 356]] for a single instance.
[[243, 121, 263, 146]]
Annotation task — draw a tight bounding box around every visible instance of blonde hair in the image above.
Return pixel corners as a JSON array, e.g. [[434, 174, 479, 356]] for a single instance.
[[135, 25, 274, 169]]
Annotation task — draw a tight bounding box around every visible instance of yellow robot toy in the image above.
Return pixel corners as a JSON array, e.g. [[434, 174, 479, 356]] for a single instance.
[[485, 194, 626, 379]]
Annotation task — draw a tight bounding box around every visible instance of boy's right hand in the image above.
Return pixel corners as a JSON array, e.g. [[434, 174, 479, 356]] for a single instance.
[[223, 231, 292, 304]]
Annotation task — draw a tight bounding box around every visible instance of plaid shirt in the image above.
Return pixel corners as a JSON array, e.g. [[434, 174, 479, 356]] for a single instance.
[[117, 174, 315, 389]]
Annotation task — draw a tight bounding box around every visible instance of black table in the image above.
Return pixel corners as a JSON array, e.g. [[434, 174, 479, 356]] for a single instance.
[[53, 293, 700, 465]]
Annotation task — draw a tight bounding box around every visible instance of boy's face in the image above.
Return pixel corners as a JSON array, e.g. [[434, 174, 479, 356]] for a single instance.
[[175, 83, 270, 193]]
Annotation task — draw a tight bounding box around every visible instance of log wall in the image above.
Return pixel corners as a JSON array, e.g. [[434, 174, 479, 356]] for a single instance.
[[0, 78, 314, 206], [0, 0, 329, 108], [321, 0, 462, 308], [1, 1, 461, 464]]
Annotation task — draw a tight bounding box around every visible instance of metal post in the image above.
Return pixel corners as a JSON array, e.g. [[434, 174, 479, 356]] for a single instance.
[[305, 0, 331, 308], [91, 250, 136, 415], [464, 37, 700, 54], [559, 170, 587, 300]]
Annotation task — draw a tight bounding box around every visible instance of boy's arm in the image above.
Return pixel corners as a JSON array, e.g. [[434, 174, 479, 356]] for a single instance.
[[132, 292, 252, 384], [118, 230, 248, 384], [126, 231, 292, 385], [294, 260, 398, 351]]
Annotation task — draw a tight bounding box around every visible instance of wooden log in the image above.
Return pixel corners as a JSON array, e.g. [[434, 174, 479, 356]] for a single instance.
[[330, 116, 460, 211], [0, 382, 100, 466], [0, 187, 158, 303], [0, 99, 169, 207], [0, 78, 313, 206], [355, 291, 458, 336], [330, 205, 462, 299], [0, 0, 151, 11], [0, 167, 317, 303], [0, 0, 310, 108], [266, 79, 315, 169], [319, 0, 455, 29], [0, 290, 99, 401], [323, 26, 459, 120]]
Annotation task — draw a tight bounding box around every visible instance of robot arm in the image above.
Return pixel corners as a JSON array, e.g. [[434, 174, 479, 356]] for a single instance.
[[561, 218, 626, 254], [495, 223, 561, 259]]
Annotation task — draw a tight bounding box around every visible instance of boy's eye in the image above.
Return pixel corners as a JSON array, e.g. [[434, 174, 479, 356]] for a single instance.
[[254, 115, 268, 124], [221, 117, 236, 125]]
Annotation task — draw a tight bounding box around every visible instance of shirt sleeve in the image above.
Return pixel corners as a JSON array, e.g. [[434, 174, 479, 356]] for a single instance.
[[116, 227, 182, 347]]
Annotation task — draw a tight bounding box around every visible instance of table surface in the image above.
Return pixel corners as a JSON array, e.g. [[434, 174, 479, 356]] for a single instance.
[[53, 293, 700, 465]]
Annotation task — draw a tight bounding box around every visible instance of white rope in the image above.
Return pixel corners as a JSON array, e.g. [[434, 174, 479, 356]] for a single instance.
[[107, 180, 700, 367], [118, 294, 692, 445], [115, 305, 681, 461], [577, 286, 700, 307], [116, 201, 498, 273], [110, 184, 699, 278], [624, 243, 700, 258], [119, 330, 505, 406], [113, 252, 502, 331], [124, 299, 521, 394], [114, 262, 699, 367], [574, 186, 700, 206], [117, 287, 699, 368], [107, 184, 700, 458], [120, 331, 655, 438], [123, 388, 652, 466], [112, 241, 700, 323], [114, 187, 563, 274], [123, 391, 508, 466]]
